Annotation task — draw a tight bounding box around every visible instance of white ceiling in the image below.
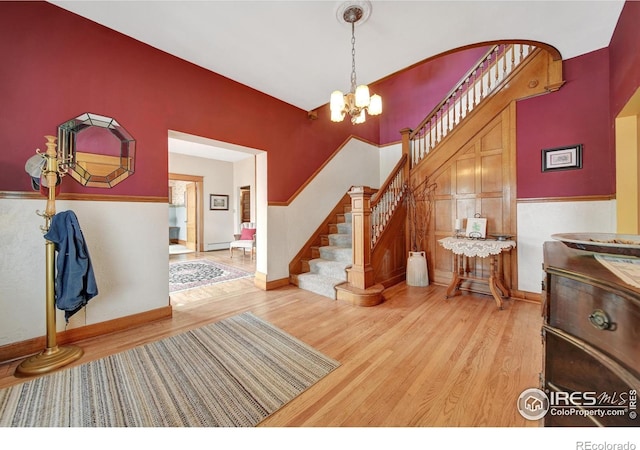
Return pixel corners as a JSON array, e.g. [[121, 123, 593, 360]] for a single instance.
[[50, 0, 625, 159]]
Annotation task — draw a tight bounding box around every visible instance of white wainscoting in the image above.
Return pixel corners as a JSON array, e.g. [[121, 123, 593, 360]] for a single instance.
[[516, 199, 616, 294], [0, 198, 168, 347]]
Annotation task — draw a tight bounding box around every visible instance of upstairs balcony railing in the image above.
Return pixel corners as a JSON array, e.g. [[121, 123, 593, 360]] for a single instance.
[[410, 43, 536, 168]]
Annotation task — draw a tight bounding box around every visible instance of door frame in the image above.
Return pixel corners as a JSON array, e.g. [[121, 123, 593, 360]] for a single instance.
[[169, 172, 204, 252]]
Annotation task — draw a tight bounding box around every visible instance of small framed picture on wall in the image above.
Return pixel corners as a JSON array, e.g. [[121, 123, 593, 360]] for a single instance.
[[542, 144, 583, 172], [210, 194, 229, 210]]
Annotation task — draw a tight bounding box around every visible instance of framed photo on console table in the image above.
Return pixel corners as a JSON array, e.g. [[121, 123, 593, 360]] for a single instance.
[[466, 217, 487, 239], [210, 194, 229, 210], [542, 144, 583, 172]]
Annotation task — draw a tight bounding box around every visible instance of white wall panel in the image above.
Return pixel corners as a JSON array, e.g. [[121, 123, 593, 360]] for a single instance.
[[0, 198, 168, 346], [516, 199, 616, 293]]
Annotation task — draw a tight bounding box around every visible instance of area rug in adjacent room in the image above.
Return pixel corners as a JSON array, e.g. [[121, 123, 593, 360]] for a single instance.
[[0, 312, 340, 427], [169, 258, 253, 292]]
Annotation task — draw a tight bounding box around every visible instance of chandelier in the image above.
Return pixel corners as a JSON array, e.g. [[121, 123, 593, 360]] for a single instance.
[[330, 4, 382, 124]]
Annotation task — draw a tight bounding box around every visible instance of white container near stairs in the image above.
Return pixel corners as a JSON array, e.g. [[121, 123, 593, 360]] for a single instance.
[[406, 251, 429, 286]]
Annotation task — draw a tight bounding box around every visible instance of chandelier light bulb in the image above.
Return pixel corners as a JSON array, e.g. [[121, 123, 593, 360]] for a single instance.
[[355, 84, 371, 108], [331, 109, 346, 122], [330, 90, 346, 110], [368, 94, 382, 115]]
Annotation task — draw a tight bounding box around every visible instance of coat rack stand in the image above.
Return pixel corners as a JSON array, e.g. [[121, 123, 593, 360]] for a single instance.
[[15, 136, 83, 376]]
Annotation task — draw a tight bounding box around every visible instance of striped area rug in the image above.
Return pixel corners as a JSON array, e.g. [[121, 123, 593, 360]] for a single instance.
[[0, 312, 340, 427]]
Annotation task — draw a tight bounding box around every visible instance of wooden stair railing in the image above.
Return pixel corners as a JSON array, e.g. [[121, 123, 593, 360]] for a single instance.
[[370, 154, 408, 248], [337, 154, 409, 306], [410, 44, 536, 168]]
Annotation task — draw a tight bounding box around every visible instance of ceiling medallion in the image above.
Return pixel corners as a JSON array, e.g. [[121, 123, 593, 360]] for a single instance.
[[335, 1, 371, 26]]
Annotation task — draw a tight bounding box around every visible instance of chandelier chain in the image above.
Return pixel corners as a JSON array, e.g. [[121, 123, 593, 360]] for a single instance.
[[350, 22, 357, 93]]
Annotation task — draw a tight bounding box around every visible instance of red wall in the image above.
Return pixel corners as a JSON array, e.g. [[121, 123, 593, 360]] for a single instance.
[[0, 2, 377, 202], [1, 2, 630, 203], [0, 2, 500, 203], [515, 48, 614, 198], [375, 47, 490, 145]]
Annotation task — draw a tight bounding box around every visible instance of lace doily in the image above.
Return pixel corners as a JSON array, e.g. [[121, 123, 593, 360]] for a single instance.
[[438, 237, 516, 258]]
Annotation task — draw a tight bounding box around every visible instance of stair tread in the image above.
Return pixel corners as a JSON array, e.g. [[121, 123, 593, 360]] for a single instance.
[[328, 235, 351, 247], [309, 257, 351, 265], [296, 272, 345, 300], [319, 246, 352, 263], [297, 272, 345, 284], [308, 258, 350, 280], [320, 245, 351, 251]]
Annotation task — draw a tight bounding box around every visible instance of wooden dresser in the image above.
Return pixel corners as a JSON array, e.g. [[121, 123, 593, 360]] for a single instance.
[[541, 241, 640, 426]]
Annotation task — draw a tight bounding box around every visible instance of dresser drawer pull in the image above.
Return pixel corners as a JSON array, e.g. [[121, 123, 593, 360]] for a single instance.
[[588, 309, 611, 330]]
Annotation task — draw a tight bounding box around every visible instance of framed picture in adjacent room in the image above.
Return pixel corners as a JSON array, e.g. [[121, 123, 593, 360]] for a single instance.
[[210, 194, 229, 210], [542, 144, 583, 172]]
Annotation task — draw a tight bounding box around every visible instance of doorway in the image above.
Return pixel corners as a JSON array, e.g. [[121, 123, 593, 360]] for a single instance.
[[169, 173, 204, 252], [239, 185, 251, 223], [167, 130, 267, 281]]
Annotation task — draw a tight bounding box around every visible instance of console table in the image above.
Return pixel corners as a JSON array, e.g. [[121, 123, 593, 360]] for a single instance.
[[438, 237, 516, 309]]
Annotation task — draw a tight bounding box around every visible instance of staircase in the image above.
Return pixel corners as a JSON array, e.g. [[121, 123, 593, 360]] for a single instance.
[[289, 44, 562, 304], [292, 204, 352, 300]]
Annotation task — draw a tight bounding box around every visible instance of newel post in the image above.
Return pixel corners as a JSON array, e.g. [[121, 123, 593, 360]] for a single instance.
[[347, 186, 376, 289]]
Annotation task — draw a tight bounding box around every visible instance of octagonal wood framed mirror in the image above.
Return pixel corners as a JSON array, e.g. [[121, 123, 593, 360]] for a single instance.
[[57, 113, 136, 188]]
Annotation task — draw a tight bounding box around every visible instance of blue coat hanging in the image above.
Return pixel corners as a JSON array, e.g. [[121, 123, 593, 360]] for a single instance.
[[43, 210, 98, 322]]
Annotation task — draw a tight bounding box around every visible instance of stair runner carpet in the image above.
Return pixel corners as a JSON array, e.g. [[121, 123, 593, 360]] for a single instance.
[[296, 214, 352, 300]]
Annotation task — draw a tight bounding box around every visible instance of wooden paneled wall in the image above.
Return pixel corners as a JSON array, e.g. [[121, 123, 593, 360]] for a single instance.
[[428, 105, 517, 292], [407, 48, 561, 293], [371, 202, 408, 288]]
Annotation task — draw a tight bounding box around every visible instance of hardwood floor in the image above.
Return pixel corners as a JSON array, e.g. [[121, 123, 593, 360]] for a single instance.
[[0, 249, 544, 427]]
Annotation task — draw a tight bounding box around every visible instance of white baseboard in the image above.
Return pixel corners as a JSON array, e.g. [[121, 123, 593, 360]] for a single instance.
[[205, 242, 230, 251]]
